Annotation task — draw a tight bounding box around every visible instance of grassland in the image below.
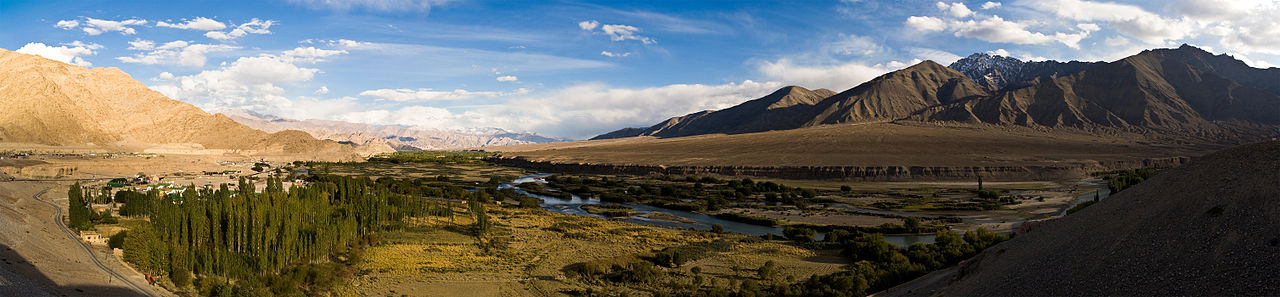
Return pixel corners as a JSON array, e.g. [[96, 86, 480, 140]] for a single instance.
[[333, 206, 845, 297]]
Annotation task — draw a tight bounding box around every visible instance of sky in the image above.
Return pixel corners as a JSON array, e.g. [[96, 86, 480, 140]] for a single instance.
[[2, 0, 1279, 139]]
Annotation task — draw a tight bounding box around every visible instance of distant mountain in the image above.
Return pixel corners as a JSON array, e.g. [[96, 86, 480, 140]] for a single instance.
[[595, 45, 1280, 142], [220, 109, 569, 150], [594, 61, 985, 139], [948, 53, 1104, 90], [0, 49, 369, 160]]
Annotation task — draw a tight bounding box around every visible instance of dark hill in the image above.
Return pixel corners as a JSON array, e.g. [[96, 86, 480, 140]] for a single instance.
[[923, 141, 1280, 296]]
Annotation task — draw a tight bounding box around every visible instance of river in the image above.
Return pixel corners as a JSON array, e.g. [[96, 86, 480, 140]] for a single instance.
[[500, 173, 935, 246]]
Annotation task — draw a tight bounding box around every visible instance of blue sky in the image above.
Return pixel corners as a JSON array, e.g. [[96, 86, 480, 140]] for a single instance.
[[2, 0, 1278, 139]]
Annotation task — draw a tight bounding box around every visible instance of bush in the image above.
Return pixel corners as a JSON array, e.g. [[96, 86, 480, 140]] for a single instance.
[[783, 226, 817, 243], [108, 231, 127, 249]]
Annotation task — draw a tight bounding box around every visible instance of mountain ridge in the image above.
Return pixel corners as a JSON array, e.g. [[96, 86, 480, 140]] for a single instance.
[[593, 45, 1280, 142]]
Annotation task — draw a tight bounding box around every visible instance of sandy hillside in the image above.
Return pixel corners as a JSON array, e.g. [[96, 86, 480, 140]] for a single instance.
[[0, 49, 381, 161]]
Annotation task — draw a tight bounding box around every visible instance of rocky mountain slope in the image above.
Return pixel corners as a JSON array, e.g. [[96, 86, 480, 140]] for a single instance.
[[594, 61, 986, 139], [221, 109, 567, 150], [595, 45, 1280, 142], [948, 53, 1103, 90], [916, 48, 1280, 140], [0, 49, 368, 160], [916, 141, 1280, 296]]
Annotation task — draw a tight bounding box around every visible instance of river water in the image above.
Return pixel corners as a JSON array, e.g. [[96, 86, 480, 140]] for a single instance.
[[500, 173, 935, 246]]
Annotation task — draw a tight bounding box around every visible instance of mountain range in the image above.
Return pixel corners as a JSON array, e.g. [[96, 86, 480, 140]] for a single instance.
[[219, 109, 569, 150], [595, 45, 1280, 142], [0, 49, 371, 160]]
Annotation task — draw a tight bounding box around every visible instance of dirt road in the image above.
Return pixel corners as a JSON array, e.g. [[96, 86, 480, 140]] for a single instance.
[[0, 181, 172, 296]]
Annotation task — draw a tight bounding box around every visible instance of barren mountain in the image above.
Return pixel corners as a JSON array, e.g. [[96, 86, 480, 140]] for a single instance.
[[0, 49, 366, 160], [948, 53, 1103, 90], [596, 45, 1280, 142], [912, 141, 1280, 296], [220, 109, 567, 150], [594, 62, 985, 139], [916, 48, 1280, 140]]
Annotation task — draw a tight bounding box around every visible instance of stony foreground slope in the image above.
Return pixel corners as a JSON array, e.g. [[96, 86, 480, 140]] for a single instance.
[[921, 141, 1280, 296], [0, 49, 364, 160]]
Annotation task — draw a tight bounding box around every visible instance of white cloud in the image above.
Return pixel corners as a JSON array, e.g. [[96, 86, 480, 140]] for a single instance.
[[473, 80, 786, 138], [905, 16, 947, 32], [55, 20, 79, 29], [116, 40, 238, 67], [359, 87, 528, 101], [936, 2, 974, 18], [286, 0, 454, 12], [981, 1, 1002, 9], [1024, 0, 1194, 45], [579, 21, 655, 44], [204, 18, 275, 41], [601, 51, 631, 57], [15, 42, 101, 67], [825, 34, 883, 56], [578, 20, 599, 31], [150, 46, 349, 113], [58, 17, 147, 35], [909, 47, 964, 65], [987, 48, 1012, 56], [314, 86, 330, 95], [1105, 35, 1131, 47], [156, 17, 227, 31], [756, 58, 896, 91], [496, 75, 518, 82], [949, 15, 1093, 48]]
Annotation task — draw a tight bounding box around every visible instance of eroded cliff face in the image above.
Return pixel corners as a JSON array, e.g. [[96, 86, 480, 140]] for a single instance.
[[492, 156, 1191, 182]]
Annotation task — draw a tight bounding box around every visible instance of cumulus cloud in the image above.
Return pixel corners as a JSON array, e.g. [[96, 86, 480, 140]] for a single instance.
[[981, 1, 1002, 9], [204, 18, 275, 41], [905, 16, 947, 32], [54, 17, 147, 35], [285, 0, 454, 12], [150, 46, 348, 113], [987, 48, 1012, 56], [117, 40, 238, 66], [949, 15, 1094, 48], [16, 42, 101, 67], [578, 20, 599, 31], [359, 87, 528, 101], [496, 75, 518, 82], [315, 86, 330, 95], [936, 2, 974, 18], [1024, 0, 1194, 45], [601, 51, 631, 57], [756, 58, 896, 91], [55, 20, 79, 29], [156, 17, 227, 31], [579, 20, 655, 44]]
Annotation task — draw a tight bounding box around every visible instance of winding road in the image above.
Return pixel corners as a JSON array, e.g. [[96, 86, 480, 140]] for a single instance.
[[29, 187, 157, 297]]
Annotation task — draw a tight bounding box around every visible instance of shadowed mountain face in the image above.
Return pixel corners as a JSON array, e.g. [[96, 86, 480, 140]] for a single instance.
[[0, 49, 363, 159], [916, 48, 1280, 139], [948, 53, 1104, 91], [926, 141, 1280, 296], [595, 45, 1280, 142], [594, 61, 986, 139]]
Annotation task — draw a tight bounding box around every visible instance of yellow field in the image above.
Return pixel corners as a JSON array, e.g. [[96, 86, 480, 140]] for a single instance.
[[334, 206, 847, 297]]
